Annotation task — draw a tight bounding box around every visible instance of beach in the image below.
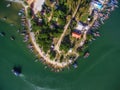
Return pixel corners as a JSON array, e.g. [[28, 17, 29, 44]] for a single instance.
[[8, 0, 70, 70], [29, 32, 69, 69], [15, 0, 118, 70], [0, 0, 120, 90]]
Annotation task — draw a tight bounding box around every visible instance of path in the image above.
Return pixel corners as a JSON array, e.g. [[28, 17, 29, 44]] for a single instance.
[[9, 0, 69, 68], [54, 0, 81, 53], [80, 13, 98, 46]]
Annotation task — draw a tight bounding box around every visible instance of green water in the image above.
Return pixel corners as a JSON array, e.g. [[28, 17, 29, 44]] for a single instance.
[[0, 1, 120, 90]]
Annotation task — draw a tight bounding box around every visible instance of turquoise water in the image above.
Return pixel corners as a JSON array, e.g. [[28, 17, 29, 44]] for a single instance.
[[0, 2, 120, 90]]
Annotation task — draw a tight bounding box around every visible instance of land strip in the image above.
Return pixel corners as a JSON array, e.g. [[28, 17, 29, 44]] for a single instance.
[[54, 0, 81, 53]]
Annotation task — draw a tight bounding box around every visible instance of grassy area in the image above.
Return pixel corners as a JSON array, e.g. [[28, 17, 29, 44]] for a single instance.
[[0, 0, 23, 26], [28, 0, 91, 62], [80, 13, 89, 22], [31, 0, 90, 52]]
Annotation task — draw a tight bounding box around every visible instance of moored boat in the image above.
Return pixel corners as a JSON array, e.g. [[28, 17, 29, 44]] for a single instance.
[[0, 32, 5, 36], [10, 36, 15, 40], [72, 61, 78, 68], [12, 66, 22, 76], [84, 51, 90, 58]]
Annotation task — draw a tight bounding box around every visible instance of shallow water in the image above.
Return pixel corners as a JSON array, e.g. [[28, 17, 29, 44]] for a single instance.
[[0, 2, 120, 90]]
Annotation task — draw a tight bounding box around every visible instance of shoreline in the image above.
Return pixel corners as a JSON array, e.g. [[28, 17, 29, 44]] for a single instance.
[[9, 0, 70, 71], [10, 0, 118, 71], [28, 32, 70, 69]]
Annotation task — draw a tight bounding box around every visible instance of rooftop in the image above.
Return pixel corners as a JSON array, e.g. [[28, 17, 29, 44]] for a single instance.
[[26, 0, 45, 14], [75, 22, 84, 31], [98, 0, 106, 4], [72, 32, 81, 39], [75, 22, 89, 32], [33, 0, 44, 14], [91, 1, 103, 10]]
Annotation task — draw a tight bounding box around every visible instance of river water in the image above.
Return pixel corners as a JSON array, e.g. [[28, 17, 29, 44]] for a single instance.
[[0, 1, 120, 90]]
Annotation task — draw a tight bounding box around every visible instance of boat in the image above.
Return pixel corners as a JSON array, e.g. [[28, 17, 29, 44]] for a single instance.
[[100, 18, 104, 24], [10, 36, 15, 40], [84, 51, 90, 58], [72, 61, 78, 68], [0, 32, 5, 36], [12, 66, 22, 76]]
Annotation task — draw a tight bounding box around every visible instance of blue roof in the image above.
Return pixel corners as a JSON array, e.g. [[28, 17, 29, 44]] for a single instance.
[[97, 3, 103, 9], [93, 1, 103, 10]]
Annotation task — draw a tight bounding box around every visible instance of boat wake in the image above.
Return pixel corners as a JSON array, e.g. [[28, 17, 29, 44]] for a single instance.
[[19, 74, 53, 90], [19, 74, 25, 78], [82, 48, 116, 74]]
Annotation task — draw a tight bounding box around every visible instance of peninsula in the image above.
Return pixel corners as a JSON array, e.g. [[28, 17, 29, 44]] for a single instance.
[[10, 0, 118, 71]]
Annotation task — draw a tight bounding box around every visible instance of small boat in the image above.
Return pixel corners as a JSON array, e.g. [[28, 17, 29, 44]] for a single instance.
[[3, 17, 7, 20], [72, 61, 78, 68], [6, 3, 11, 7], [10, 36, 15, 40], [100, 18, 104, 24], [0, 32, 5, 36], [84, 51, 90, 58], [12, 66, 22, 76], [34, 58, 38, 62]]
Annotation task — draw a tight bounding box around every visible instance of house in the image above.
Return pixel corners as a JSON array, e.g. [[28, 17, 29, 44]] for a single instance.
[[75, 22, 89, 31], [72, 32, 81, 39], [26, 0, 45, 14], [91, 1, 103, 10], [33, 0, 45, 14], [72, 22, 89, 39], [75, 22, 84, 31], [98, 0, 106, 4]]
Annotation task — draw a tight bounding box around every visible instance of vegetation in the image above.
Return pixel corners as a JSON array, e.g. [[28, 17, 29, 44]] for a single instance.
[[86, 34, 93, 41], [60, 35, 72, 52], [49, 50, 56, 59], [27, 7, 32, 18], [77, 46, 84, 56], [29, 0, 91, 61]]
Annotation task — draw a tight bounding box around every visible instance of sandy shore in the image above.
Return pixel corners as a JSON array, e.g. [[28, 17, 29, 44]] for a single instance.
[[9, 0, 115, 70], [28, 32, 69, 69], [8, 0, 93, 70], [8, 0, 70, 69]]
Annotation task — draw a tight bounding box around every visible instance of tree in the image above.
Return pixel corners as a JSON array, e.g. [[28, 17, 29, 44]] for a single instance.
[[45, 0, 51, 7], [50, 50, 56, 59], [66, 15, 72, 22]]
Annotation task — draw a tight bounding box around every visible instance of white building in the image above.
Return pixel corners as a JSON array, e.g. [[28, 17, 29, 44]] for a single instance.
[[26, 0, 45, 14], [75, 22, 89, 31], [33, 0, 45, 14], [98, 0, 106, 4], [75, 22, 84, 31], [91, 1, 103, 10]]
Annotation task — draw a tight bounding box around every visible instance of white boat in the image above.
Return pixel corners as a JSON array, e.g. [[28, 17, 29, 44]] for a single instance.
[[0, 32, 5, 36], [12, 66, 22, 76]]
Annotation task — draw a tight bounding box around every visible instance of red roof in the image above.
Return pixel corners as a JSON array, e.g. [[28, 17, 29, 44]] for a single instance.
[[72, 32, 81, 39]]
